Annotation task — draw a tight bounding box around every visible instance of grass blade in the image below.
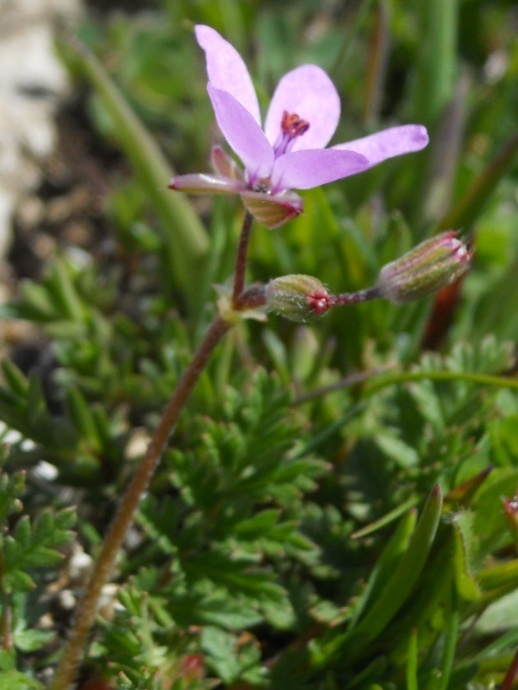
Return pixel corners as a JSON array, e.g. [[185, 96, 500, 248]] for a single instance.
[[67, 38, 209, 313]]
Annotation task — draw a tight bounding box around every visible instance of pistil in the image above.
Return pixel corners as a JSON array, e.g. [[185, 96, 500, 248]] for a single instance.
[[273, 110, 310, 157]]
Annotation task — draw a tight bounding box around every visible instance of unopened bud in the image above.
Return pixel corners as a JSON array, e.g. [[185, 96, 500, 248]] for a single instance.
[[376, 231, 472, 304], [266, 275, 332, 322]]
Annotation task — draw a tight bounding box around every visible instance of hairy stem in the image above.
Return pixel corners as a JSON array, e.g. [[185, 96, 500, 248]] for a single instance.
[[50, 316, 230, 690], [501, 646, 518, 690], [232, 211, 254, 305], [332, 286, 382, 306]]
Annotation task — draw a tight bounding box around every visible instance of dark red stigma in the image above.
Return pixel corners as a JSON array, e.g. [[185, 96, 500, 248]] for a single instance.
[[308, 291, 332, 315], [281, 111, 310, 138]]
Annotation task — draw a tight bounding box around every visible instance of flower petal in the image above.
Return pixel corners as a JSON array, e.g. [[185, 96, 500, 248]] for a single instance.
[[211, 145, 245, 181], [169, 173, 245, 195], [195, 25, 261, 124], [207, 86, 274, 183], [264, 65, 340, 151], [241, 190, 303, 229], [334, 125, 429, 169], [271, 149, 369, 192]]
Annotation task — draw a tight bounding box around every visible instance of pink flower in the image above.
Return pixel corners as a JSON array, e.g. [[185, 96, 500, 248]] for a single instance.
[[169, 25, 429, 228]]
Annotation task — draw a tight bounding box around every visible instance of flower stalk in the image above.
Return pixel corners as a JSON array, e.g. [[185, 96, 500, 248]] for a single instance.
[[50, 316, 231, 690], [233, 211, 254, 305], [332, 286, 382, 306]]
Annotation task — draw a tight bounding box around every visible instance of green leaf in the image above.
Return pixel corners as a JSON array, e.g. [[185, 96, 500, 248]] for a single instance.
[[319, 485, 443, 666], [349, 509, 417, 628], [356, 485, 443, 638], [13, 627, 53, 654], [0, 467, 24, 528], [406, 628, 419, 690], [352, 496, 419, 539], [201, 626, 263, 685], [374, 433, 420, 469], [475, 588, 518, 636], [432, 606, 460, 690], [1, 361, 29, 399], [411, 0, 458, 127], [0, 650, 15, 672], [451, 512, 481, 602], [66, 388, 102, 452], [438, 132, 518, 232], [233, 509, 282, 536], [0, 671, 44, 690], [1, 509, 75, 592], [48, 258, 88, 322], [478, 558, 518, 592]]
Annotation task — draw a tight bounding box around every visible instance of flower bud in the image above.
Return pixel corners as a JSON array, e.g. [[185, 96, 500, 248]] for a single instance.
[[376, 231, 472, 304], [265, 274, 332, 322]]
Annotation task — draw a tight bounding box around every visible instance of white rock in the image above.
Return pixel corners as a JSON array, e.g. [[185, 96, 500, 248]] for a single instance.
[[0, 0, 82, 261]]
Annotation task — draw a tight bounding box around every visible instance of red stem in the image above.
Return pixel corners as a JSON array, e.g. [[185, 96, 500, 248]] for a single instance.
[[50, 316, 230, 690], [232, 211, 254, 305], [331, 286, 382, 306], [501, 646, 518, 690]]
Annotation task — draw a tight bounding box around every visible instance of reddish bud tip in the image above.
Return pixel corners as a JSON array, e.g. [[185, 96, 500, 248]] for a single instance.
[[377, 231, 472, 304], [266, 274, 332, 322]]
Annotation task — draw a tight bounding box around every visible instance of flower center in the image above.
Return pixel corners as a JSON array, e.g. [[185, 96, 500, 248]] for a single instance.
[[273, 111, 310, 157]]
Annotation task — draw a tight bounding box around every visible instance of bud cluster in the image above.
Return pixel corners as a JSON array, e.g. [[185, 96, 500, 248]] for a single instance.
[[245, 232, 472, 324]]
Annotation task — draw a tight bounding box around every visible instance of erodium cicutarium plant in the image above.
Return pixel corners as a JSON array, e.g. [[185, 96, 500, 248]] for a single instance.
[[50, 25, 471, 690]]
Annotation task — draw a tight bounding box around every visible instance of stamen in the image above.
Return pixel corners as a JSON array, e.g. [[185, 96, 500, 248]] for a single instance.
[[280, 111, 310, 138], [273, 110, 310, 157]]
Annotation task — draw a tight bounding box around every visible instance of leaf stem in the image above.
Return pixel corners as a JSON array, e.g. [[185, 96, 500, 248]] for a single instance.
[[50, 316, 231, 690], [365, 369, 518, 396], [298, 367, 518, 405]]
